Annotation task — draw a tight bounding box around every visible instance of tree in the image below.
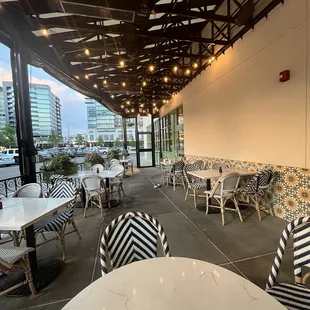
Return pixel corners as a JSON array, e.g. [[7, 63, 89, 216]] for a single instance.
[[76, 133, 84, 146], [47, 130, 63, 147], [129, 138, 136, 147], [0, 125, 17, 148], [97, 136, 104, 146], [114, 137, 122, 147]]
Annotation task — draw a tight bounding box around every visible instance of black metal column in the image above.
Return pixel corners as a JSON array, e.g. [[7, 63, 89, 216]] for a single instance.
[[122, 117, 128, 151], [10, 46, 37, 183]]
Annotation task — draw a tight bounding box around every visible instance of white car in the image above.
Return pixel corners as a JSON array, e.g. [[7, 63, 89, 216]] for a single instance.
[[0, 154, 16, 166]]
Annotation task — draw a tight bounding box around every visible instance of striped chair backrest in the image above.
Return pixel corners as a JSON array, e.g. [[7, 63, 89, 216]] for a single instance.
[[100, 212, 170, 275], [50, 181, 77, 218], [183, 164, 200, 184], [173, 161, 185, 173], [266, 216, 310, 289], [244, 169, 273, 193]]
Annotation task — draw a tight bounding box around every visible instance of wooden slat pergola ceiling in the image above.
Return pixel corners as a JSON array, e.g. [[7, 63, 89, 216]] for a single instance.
[[0, 0, 283, 116]]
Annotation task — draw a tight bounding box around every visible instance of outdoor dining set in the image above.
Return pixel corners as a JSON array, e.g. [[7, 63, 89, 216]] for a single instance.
[[0, 157, 309, 310]]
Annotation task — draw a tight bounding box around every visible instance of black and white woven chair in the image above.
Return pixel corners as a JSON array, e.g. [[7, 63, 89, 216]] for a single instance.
[[193, 160, 204, 170], [108, 164, 125, 199], [265, 216, 310, 310], [239, 169, 273, 221], [90, 164, 104, 172], [164, 161, 185, 191], [184, 164, 208, 208], [0, 246, 36, 295], [33, 180, 81, 260], [204, 173, 243, 226], [100, 212, 170, 275]]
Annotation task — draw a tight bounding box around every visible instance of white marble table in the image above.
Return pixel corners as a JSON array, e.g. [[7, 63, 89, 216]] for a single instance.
[[69, 170, 121, 181], [187, 169, 256, 180], [63, 257, 285, 310]]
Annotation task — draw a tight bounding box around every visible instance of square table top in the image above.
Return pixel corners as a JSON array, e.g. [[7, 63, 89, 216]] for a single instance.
[[68, 170, 121, 179], [187, 169, 256, 180], [0, 197, 73, 231], [119, 159, 130, 163]]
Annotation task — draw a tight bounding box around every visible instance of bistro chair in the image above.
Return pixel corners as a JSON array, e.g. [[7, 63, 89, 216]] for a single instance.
[[0, 246, 36, 295], [108, 164, 125, 199], [110, 159, 120, 166], [13, 183, 42, 198], [164, 161, 185, 191], [183, 164, 208, 208], [212, 162, 230, 170], [265, 216, 310, 309], [175, 156, 184, 162], [81, 175, 109, 217], [239, 169, 273, 220], [33, 180, 81, 260], [204, 173, 242, 226], [90, 164, 104, 172], [100, 212, 170, 275], [193, 160, 204, 170], [124, 158, 134, 174]]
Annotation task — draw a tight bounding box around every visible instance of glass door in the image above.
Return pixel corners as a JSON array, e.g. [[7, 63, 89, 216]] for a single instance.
[[136, 116, 155, 168]]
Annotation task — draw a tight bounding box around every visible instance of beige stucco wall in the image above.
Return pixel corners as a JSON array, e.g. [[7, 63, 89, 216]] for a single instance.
[[160, 0, 310, 168]]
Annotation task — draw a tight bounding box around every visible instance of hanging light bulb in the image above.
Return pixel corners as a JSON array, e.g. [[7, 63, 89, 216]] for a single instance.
[[193, 63, 198, 69], [149, 65, 155, 72], [121, 104, 124, 108], [85, 74, 89, 79], [122, 82, 126, 87], [103, 80, 107, 85], [163, 77, 168, 83], [131, 108, 135, 113], [111, 94, 115, 99], [93, 84, 98, 89], [173, 66, 178, 73], [142, 81, 147, 87], [185, 69, 191, 75], [211, 56, 216, 61], [119, 60, 125, 67], [84, 49, 90, 56], [41, 29, 48, 36], [74, 75, 79, 80], [152, 103, 156, 107], [126, 100, 130, 105]]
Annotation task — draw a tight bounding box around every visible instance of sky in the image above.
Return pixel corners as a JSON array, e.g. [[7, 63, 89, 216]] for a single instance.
[[0, 43, 88, 138]]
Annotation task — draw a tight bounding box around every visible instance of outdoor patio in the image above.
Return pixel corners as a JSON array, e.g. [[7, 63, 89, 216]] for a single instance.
[[0, 168, 295, 310]]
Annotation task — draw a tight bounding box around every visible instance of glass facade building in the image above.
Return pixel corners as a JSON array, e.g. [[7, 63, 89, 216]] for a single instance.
[[0, 87, 5, 128], [2, 81, 62, 137]]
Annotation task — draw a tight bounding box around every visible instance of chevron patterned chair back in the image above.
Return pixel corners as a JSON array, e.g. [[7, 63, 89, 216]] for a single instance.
[[183, 163, 201, 184], [100, 212, 170, 275], [173, 161, 185, 173], [265, 216, 310, 309]]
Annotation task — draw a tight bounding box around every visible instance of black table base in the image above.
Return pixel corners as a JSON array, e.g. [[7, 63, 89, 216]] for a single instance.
[[0, 258, 62, 296]]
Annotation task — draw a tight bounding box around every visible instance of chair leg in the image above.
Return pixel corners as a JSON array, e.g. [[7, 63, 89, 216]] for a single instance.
[[173, 176, 176, 191], [12, 231, 20, 247], [185, 187, 189, 201], [233, 197, 243, 223], [23, 255, 37, 295], [205, 194, 209, 215], [221, 199, 225, 226], [254, 194, 262, 221], [98, 195, 103, 217], [120, 183, 125, 195], [83, 196, 90, 218], [71, 218, 82, 239], [181, 176, 185, 190], [194, 190, 197, 208], [58, 231, 66, 261]]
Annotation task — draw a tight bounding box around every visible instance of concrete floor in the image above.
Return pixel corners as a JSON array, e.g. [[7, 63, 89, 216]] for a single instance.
[[0, 168, 298, 309]]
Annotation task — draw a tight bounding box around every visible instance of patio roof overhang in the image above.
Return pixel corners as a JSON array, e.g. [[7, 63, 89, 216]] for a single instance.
[[0, 0, 283, 117]]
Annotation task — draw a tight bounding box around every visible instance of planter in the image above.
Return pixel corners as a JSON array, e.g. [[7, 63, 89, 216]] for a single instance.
[[41, 167, 78, 183], [83, 163, 92, 170]]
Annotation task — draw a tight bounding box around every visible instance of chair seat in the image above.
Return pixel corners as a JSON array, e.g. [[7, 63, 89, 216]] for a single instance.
[[204, 189, 235, 199], [266, 283, 310, 310], [34, 212, 70, 233], [0, 246, 34, 265], [190, 182, 208, 189], [110, 180, 122, 186]]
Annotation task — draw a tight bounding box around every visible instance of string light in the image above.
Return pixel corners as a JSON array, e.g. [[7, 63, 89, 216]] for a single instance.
[[74, 75, 79, 80], [152, 103, 156, 107], [131, 108, 135, 113], [126, 101, 130, 105], [173, 66, 178, 73], [85, 74, 89, 79], [111, 94, 115, 99], [103, 80, 107, 85], [121, 104, 124, 108], [140, 104, 144, 108], [211, 56, 216, 61], [142, 81, 147, 87], [41, 29, 48, 36], [84, 49, 90, 56], [122, 82, 126, 87], [193, 63, 198, 69], [185, 69, 191, 75], [149, 65, 155, 72], [93, 84, 98, 89], [163, 77, 168, 83], [120, 60, 125, 67]]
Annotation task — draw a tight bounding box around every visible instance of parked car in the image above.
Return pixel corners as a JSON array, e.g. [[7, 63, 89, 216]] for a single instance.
[[37, 150, 52, 161], [1, 148, 19, 164], [0, 153, 16, 166], [97, 147, 109, 155]]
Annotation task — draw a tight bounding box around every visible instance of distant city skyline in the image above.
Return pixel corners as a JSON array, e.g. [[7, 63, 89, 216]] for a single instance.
[[0, 43, 88, 137]]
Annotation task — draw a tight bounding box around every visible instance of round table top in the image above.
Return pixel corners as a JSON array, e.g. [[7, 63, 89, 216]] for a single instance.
[[62, 257, 285, 310]]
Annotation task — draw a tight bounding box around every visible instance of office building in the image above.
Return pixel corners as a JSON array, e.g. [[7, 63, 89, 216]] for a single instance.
[[0, 87, 5, 128], [2, 81, 62, 138]]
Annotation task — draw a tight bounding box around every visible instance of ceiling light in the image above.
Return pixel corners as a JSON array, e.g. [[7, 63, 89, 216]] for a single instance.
[[93, 84, 98, 88], [103, 80, 107, 85], [143, 109, 146, 113], [193, 63, 198, 69], [152, 103, 156, 106], [121, 104, 124, 108], [162, 99, 166, 104], [84, 49, 90, 56], [149, 65, 155, 72], [85, 74, 89, 79], [163, 77, 168, 83], [211, 56, 216, 61], [131, 108, 135, 113], [41, 29, 48, 37], [140, 104, 144, 108], [120, 60, 125, 67], [173, 66, 178, 73], [74, 75, 79, 80], [111, 94, 115, 99], [122, 82, 126, 87], [142, 81, 147, 87], [126, 101, 130, 105], [185, 69, 191, 75]]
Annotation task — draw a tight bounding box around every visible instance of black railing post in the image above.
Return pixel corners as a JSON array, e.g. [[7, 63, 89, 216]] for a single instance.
[[10, 45, 37, 184], [122, 117, 128, 151]]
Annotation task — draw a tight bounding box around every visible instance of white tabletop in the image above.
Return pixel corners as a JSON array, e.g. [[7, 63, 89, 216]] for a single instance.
[[188, 169, 256, 180], [63, 257, 285, 310], [120, 159, 130, 163], [0, 197, 73, 231], [69, 170, 121, 179]]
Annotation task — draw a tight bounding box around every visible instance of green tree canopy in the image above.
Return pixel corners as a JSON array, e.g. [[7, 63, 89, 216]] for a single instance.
[[76, 133, 84, 146], [129, 138, 136, 147], [114, 137, 122, 147], [0, 125, 17, 148], [47, 130, 63, 147], [97, 136, 104, 146]]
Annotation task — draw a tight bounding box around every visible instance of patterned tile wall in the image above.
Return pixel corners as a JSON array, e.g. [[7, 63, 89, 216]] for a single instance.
[[186, 155, 310, 222]]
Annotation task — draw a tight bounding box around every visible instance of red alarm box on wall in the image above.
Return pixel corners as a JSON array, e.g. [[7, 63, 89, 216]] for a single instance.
[[279, 70, 290, 82]]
